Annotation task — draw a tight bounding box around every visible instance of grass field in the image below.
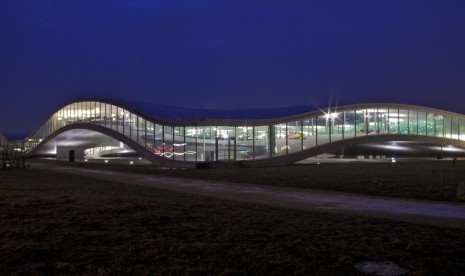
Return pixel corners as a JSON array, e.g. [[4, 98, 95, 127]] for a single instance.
[[38, 158, 465, 202], [2, 168, 465, 275]]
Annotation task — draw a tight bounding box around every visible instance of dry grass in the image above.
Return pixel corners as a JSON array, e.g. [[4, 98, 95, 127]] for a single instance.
[[2, 169, 465, 275], [40, 159, 465, 202]]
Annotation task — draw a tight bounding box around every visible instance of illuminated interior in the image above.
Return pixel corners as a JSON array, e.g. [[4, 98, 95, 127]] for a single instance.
[[23, 100, 465, 166]]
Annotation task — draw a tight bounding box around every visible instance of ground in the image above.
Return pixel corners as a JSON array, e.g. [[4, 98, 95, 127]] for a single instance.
[[2, 161, 465, 275]]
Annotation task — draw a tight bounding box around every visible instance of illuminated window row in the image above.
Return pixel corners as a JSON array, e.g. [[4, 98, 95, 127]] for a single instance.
[[26, 101, 465, 162]]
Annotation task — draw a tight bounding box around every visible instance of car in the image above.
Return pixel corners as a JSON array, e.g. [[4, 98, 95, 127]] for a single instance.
[[287, 133, 303, 139]]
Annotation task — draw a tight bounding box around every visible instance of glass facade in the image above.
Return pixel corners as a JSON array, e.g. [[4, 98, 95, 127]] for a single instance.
[[24, 101, 465, 164]]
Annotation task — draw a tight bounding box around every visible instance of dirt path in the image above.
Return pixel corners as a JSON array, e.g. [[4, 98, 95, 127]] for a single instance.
[[34, 163, 465, 229]]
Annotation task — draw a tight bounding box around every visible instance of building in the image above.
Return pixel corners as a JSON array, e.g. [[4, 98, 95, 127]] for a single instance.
[[18, 98, 465, 168]]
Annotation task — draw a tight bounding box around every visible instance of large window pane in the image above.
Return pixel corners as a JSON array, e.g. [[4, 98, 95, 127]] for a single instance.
[[331, 112, 343, 141], [95, 102, 102, 125], [184, 126, 197, 161], [355, 109, 366, 136], [377, 108, 388, 134], [389, 109, 398, 134], [145, 121, 155, 152], [173, 127, 185, 161], [303, 117, 316, 149], [316, 115, 330, 145], [408, 110, 418, 135], [116, 106, 124, 133], [122, 108, 128, 135], [196, 126, 215, 161], [131, 112, 138, 139], [366, 109, 377, 134], [254, 126, 269, 159], [287, 121, 302, 153], [444, 116, 452, 138], [426, 113, 435, 136], [459, 119, 465, 141], [344, 110, 355, 138], [152, 124, 164, 156], [273, 123, 287, 156], [103, 104, 110, 128], [418, 111, 427, 135], [398, 109, 409, 134], [452, 117, 459, 139], [435, 114, 444, 137], [216, 126, 235, 161], [236, 126, 254, 160], [163, 126, 174, 159], [138, 116, 146, 147]]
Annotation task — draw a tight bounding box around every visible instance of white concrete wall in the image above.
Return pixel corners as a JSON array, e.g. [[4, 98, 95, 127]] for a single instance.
[[56, 147, 85, 161]]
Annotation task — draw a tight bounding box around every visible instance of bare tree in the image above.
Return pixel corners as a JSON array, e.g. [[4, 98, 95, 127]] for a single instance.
[[0, 133, 7, 170], [0, 134, 29, 170]]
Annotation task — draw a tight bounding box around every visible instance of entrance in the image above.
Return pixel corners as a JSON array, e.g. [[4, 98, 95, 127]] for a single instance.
[[215, 137, 236, 161], [69, 150, 75, 163]]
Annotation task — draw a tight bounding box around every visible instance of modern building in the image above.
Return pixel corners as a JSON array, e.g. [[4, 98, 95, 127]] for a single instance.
[[16, 98, 465, 168]]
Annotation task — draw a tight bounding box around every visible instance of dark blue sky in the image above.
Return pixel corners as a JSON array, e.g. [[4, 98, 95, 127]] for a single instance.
[[1, 1, 465, 134]]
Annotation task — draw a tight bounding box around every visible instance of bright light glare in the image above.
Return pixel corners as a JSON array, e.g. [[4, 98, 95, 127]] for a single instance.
[[431, 145, 465, 153], [324, 112, 338, 119]]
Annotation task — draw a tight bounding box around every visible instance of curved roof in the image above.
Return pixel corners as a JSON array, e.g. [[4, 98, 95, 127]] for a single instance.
[[57, 97, 465, 127], [122, 99, 316, 120]]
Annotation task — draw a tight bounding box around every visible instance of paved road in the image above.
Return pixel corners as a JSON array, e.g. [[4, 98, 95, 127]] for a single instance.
[[34, 163, 465, 229]]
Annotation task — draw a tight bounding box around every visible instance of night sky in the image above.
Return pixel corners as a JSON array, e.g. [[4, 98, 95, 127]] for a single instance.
[[1, 1, 465, 134]]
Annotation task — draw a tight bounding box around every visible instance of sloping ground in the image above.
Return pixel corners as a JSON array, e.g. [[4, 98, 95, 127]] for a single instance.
[[35, 162, 465, 229], [2, 169, 465, 275], [35, 159, 465, 202]]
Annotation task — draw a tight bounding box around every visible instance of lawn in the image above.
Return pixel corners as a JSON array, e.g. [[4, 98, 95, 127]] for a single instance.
[[2, 169, 465, 275], [37, 158, 465, 202]]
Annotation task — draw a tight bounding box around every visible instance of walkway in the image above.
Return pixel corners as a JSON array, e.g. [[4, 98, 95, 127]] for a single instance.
[[34, 163, 465, 229]]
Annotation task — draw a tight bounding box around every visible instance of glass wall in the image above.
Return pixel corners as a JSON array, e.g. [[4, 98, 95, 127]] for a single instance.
[[273, 123, 287, 156], [377, 109, 388, 134], [355, 109, 366, 136], [185, 126, 197, 161], [344, 110, 355, 138], [25, 101, 465, 165], [452, 117, 459, 139], [236, 126, 253, 160], [254, 126, 269, 159], [460, 119, 465, 141], [366, 109, 377, 134], [331, 112, 344, 141], [418, 111, 427, 135], [138, 116, 146, 148], [303, 118, 316, 149], [435, 114, 444, 137], [444, 116, 452, 138], [287, 121, 302, 154], [426, 113, 435, 136], [399, 109, 409, 134], [316, 115, 329, 145], [389, 109, 398, 134], [145, 121, 155, 152], [216, 126, 235, 161], [408, 110, 418, 135]]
